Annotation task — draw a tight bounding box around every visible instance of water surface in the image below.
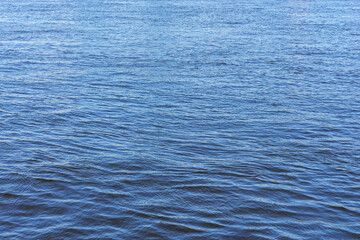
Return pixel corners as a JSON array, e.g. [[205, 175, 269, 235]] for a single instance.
[[1, 0, 360, 239]]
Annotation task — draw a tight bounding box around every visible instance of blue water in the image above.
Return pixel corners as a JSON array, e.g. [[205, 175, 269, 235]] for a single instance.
[[1, 0, 360, 239]]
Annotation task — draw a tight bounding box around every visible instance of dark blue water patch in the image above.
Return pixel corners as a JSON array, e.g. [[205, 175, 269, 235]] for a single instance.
[[1, 0, 360, 239]]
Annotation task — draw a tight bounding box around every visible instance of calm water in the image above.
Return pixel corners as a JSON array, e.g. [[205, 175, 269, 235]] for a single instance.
[[1, 0, 360, 239]]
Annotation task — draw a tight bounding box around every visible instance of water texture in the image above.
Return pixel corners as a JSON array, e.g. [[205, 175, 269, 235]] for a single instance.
[[1, 0, 359, 239]]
